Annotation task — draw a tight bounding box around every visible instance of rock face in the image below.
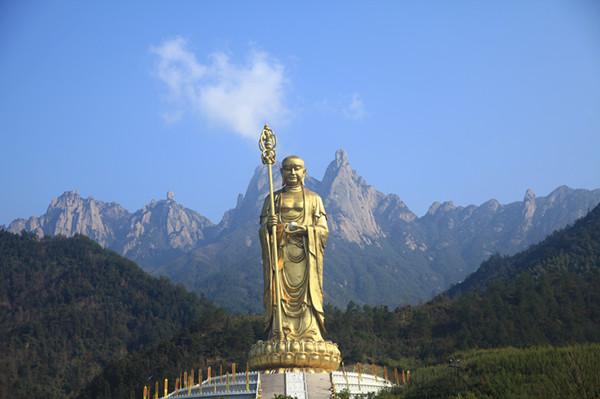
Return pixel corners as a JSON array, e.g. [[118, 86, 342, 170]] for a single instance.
[[8, 191, 214, 268], [321, 150, 384, 244], [120, 194, 213, 267], [8, 152, 600, 312], [7, 191, 129, 247]]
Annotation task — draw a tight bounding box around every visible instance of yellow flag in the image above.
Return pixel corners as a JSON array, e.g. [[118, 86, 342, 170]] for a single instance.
[[246, 364, 250, 391]]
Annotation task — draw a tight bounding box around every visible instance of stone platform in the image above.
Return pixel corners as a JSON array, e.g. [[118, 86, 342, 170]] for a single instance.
[[161, 371, 392, 399]]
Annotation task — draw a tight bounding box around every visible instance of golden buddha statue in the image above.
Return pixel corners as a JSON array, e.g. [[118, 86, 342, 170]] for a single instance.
[[259, 155, 328, 342], [249, 133, 341, 371]]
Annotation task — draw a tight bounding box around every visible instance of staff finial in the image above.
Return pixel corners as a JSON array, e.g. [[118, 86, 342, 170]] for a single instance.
[[259, 124, 277, 165]]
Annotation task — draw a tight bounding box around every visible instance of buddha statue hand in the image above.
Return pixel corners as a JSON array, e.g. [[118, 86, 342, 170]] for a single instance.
[[266, 215, 278, 230], [285, 222, 307, 235]]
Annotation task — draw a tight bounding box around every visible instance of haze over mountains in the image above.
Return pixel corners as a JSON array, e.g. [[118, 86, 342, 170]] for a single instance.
[[7, 150, 600, 312]]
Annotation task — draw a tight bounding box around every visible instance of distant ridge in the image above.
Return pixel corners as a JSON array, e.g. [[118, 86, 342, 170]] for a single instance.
[[325, 202, 600, 363], [448, 200, 600, 297], [8, 150, 600, 311]]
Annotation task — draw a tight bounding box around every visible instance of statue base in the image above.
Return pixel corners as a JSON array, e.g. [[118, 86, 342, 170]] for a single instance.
[[159, 370, 393, 399], [248, 339, 342, 372]]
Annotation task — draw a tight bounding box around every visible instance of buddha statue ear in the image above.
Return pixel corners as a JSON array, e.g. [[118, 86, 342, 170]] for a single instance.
[[301, 169, 307, 185]]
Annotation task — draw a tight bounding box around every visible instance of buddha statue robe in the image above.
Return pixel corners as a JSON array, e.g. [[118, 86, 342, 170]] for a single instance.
[[259, 187, 328, 342]]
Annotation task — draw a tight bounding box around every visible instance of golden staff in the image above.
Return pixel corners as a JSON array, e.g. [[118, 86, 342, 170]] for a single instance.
[[259, 124, 283, 342]]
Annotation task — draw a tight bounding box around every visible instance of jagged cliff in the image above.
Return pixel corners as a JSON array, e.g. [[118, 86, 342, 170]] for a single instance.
[[7, 191, 130, 247], [8, 191, 214, 268], [8, 150, 600, 311]]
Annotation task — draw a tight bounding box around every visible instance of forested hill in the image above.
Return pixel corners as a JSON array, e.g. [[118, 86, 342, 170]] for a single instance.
[[3, 202, 600, 398], [327, 203, 600, 362], [447, 202, 600, 297], [0, 231, 225, 399], [81, 205, 600, 399]]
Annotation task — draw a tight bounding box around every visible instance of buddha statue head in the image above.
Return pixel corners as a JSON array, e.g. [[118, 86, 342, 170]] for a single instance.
[[281, 155, 306, 188]]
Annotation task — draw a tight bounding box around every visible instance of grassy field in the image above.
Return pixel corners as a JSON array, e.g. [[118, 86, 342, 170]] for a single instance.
[[377, 344, 600, 399]]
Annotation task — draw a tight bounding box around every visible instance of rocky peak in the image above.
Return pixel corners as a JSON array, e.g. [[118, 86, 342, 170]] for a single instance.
[[425, 201, 458, 218], [426, 201, 442, 216], [218, 149, 387, 245], [482, 199, 501, 212], [523, 188, 536, 218], [122, 196, 212, 257], [441, 201, 457, 212], [546, 185, 571, 203], [8, 190, 130, 247], [216, 164, 283, 231], [320, 150, 384, 244], [375, 194, 417, 224], [524, 188, 535, 202], [512, 188, 537, 237], [49, 190, 81, 207], [322, 150, 350, 189], [7, 217, 44, 238], [216, 161, 324, 233], [334, 148, 349, 167]]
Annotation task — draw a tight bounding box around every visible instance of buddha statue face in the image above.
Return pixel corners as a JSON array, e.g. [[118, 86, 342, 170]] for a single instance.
[[281, 156, 306, 188]]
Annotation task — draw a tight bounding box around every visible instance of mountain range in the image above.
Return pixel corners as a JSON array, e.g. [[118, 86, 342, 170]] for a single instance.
[[7, 149, 600, 311], [84, 200, 600, 398], [3, 199, 600, 398]]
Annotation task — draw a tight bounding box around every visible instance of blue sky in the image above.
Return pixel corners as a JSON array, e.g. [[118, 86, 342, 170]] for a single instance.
[[1, 1, 599, 225]]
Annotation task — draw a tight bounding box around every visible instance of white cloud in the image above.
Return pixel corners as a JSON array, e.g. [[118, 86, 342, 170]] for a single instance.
[[343, 93, 367, 120], [151, 37, 289, 138]]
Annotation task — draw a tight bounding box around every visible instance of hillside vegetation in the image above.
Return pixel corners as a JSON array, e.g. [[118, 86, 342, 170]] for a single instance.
[[1, 203, 599, 398], [86, 204, 600, 397], [378, 344, 600, 399], [328, 204, 600, 363], [0, 232, 219, 398]]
